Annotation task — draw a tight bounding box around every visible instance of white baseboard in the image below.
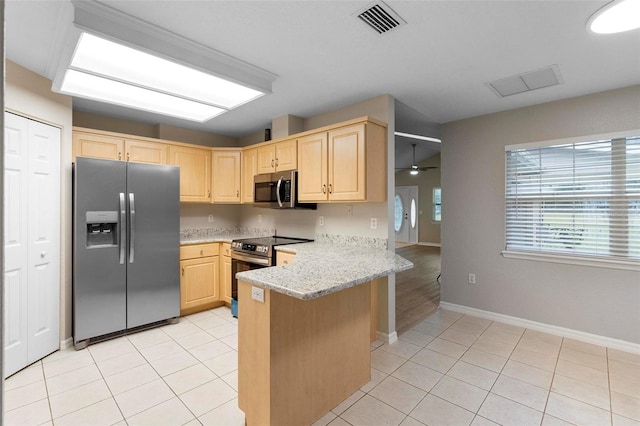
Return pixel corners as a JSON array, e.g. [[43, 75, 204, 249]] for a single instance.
[[60, 337, 73, 350], [418, 242, 441, 248], [439, 302, 640, 354], [376, 331, 398, 344]]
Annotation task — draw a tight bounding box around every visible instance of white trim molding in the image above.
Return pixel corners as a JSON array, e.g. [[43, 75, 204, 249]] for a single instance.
[[60, 337, 74, 350], [439, 302, 640, 354], [502, 250, 640, 272], [376, 330, 398, 345]]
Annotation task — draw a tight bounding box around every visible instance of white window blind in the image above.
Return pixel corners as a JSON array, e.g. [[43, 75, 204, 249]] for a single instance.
[[505, 135, 640, 261]]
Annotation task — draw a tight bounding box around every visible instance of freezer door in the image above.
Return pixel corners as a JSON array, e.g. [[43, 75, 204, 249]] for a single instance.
[[126, 162, 180, 328], [74, 158, 127, 342]]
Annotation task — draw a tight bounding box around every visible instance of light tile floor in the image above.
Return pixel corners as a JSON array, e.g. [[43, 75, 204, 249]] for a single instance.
[[4, 307, 640, 426]]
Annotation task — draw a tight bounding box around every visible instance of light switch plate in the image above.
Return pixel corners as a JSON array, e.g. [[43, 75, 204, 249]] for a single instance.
[[251, 286, 265, 303]]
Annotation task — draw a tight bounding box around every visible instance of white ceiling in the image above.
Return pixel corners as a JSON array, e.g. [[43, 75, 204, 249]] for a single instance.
[[5, 0, 640, 165]]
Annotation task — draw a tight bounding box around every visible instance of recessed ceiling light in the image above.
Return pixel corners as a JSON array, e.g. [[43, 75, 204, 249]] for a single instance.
[[588, 0, 640, 34]]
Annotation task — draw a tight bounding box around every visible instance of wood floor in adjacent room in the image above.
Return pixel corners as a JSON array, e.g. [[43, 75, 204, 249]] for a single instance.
[[395, 244, 441, 335]]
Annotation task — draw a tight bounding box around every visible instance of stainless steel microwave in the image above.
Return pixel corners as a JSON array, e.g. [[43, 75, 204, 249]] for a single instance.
[[253, 171, 316, 209]]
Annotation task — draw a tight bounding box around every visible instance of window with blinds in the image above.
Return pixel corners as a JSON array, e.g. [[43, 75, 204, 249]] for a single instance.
[[505, 134, 640, 262]]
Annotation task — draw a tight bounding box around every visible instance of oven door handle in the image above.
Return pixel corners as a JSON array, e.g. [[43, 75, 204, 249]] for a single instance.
[[231, 252, 272, 266]]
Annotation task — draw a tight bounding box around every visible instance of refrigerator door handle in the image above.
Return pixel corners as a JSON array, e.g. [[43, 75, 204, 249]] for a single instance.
[[119, 192, 126, 264], [129, 193, 136, 264]]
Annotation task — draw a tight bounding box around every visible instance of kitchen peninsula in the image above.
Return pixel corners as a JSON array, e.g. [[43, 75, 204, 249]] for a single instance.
[[236, 241, 412, 426]]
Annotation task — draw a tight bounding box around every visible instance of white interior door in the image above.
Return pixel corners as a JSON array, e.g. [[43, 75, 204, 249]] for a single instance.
[[4, 113, 60, 377], [4, 113, 30, 376], [395, 186, 419, 244]]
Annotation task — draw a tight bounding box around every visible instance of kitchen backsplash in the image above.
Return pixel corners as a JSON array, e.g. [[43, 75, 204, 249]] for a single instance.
[[179, 226, 275, 240]]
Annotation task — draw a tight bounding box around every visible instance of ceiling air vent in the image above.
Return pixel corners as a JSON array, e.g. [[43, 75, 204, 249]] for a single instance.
[[486, 65, 564, 98], [355, 1, 406, 35]]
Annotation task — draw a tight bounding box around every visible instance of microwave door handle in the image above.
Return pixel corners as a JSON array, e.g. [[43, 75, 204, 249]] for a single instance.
[[276, 177, 284, 207]]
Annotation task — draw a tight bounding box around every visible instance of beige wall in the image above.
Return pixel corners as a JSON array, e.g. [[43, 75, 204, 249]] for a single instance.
[[303, 95, 391, 131], [73, 111, 239, 147], [5, 60, 74, 344], [441, 85, 640, 344], [395, 153, 441, 244]]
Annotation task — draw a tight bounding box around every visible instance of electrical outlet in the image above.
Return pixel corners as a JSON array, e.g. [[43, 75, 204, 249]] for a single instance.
[[370, 218, 377, 229], [258, 214, 262, 223], [208, 214, 214, 223], [347, 205, 353, 216], [319, 216, 325, 226], [468, 273, 476, 284], [251, 286, 265, 303]]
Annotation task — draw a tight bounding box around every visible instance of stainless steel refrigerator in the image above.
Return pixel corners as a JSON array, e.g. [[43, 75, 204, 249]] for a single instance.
[[73, 157, 180, 349]]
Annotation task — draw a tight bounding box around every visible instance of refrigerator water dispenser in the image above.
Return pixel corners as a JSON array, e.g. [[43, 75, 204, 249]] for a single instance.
[[86, 211, 118, 247]]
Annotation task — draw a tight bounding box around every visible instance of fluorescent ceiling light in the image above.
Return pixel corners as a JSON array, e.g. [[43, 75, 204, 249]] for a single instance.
[[72, 33, 264, 109], [394, 132, 442, 143], [61, 69, 225, 122], [588, 0, 640, 34]]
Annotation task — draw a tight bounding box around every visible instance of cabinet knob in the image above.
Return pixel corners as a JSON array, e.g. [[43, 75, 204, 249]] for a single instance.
[[40, 251, 46, 258], [200, 250, 204, 255]]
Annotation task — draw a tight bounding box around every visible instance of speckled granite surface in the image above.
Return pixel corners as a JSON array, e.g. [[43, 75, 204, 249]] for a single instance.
[[180, 227, 274, 245], [236, 241, 413, 300]]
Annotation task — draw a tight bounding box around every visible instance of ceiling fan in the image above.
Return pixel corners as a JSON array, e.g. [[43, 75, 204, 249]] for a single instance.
[[396, 143, 439, 175]]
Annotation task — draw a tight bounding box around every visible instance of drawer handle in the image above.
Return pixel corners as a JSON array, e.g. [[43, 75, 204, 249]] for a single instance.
[[275, 158, 279, 166], [236, 189, 239, 197], [271, 159, 274, 167], [118, 151, 122, 160], [329, 184, 333, 194], [127, 152, 130, 161], [322, 184, 326, 194], [181, 267, 184, 276], [200, 250, 204, 255], [208, 190, 211, 197]]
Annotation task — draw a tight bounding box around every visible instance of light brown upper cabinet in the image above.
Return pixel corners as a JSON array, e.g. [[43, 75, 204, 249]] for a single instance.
[[73, 131, 124, 161], [73, 129, 167, 164], [169, 145, 212, 203], [256, 139, 297, 174], [297, 121, 386, 203], [212, 149, 241, 204], [241, 147, 258, 204], [124, 139, 168, 164]]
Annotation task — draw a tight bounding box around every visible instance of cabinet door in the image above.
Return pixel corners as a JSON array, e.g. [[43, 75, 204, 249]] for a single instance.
[[212, 150, 241, 203], [180, 256, 219, 313], [297, 132, 328, 202], [222, 255, 232, 304], [125, 139, 168, 164], [241, 148, 258, 203], [169, 145, 211, 203], [256, 144, 275, 174], [275, 139, 297, 171], [73, 132, 124, 161], [328, 124, 366, 201]]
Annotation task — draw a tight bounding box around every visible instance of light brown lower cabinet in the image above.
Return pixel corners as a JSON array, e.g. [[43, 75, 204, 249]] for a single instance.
[[179, 243, 222, 316], [221, 243, 233, 305]]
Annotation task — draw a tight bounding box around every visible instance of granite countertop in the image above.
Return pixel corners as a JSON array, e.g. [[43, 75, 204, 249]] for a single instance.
[[236, 242, 413, 300]]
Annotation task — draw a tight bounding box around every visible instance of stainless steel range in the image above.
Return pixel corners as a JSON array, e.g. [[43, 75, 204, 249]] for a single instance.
[[230, 236, 312, 316]]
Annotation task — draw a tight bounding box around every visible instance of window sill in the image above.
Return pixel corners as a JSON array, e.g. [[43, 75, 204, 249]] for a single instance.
[[501, 250, 640, 272]]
